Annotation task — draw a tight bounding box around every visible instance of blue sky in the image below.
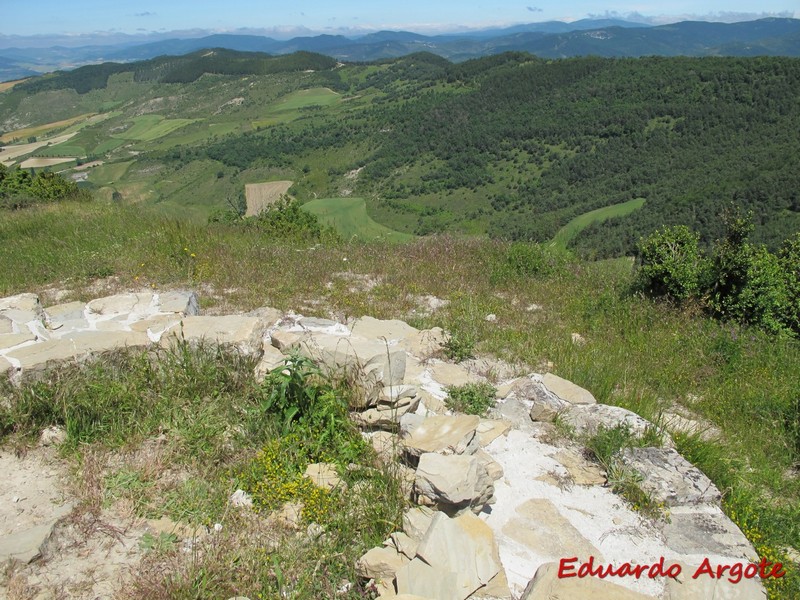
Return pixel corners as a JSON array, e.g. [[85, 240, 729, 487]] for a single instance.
[[2, 0, 797, 37]]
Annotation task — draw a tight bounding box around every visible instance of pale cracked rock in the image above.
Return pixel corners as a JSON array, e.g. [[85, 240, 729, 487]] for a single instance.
[[353, 397, 421, 429], [350, 316, 419, 344], [0, 356, 12, 376], [161, 315, 267, 355], [476, 419, 512, 446], [402, 414, 480, 459], [254, 345, 286, 383], [0, 331, 37, 349], [428, 360, 483, 387], [158, 290, 200, 316], [415, 453, 493, 508], [356, 545, 410, 580], [541, 372, 596, 405], [661, 504, 759, 561], [0, 503, 73, 564], [7, 331, 150, 374], [563, 403, 673, 447], [86, 292, 154, 316], [621, 447, 721, 506], [402, 506, 436, 541], [271, 330, 309, 352], [298, 333, 406, 390], [520, 562, 653, 600], [410, 512, 500, 600], [44, 301, 86, 323], [0, 314, 12, 334], [0, 293, 43, 316], [401, 327, 446, 359], [396, 559, 460, 600], [663, 561, 766, 599], [304, 463, 343, 491]]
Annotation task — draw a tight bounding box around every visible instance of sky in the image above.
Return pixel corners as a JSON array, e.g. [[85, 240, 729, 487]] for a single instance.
[[1, 0, 797, 39]]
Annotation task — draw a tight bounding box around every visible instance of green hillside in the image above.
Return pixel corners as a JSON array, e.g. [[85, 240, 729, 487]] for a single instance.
[[303, 197, 414, 242]]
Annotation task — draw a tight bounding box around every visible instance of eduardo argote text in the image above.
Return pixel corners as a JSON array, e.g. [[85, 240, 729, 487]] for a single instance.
[[558, 556, 785, 584]]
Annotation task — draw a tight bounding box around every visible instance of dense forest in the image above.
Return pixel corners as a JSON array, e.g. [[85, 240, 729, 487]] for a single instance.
[[164, 53, 799, 255]]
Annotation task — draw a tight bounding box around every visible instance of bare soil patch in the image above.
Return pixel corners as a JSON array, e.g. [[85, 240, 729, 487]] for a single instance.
[[244, 180, 293, 217], [19, 157, 74, 169]]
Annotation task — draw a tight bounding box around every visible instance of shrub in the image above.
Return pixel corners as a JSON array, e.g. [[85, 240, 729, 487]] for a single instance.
[[444, 382, 497, 415], [442, 329, 477, 362], [636, 225, 706, 301], [491, 241, 561, 284], [245, 195, 335, 242]]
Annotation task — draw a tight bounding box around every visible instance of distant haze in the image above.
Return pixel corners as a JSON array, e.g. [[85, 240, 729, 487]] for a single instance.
[[1, 0, 797, 45]]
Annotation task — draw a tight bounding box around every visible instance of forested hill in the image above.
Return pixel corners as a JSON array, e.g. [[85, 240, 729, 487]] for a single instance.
[[2, 51, 798, 256], [183, 53, 800, 255]]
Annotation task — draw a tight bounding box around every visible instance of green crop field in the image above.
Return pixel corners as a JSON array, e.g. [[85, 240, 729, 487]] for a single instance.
[[550, 198, 647, 251], [303, 197, 415, 243], [87, 161, 133, 186], [147, 122, 241, 150], [252, 87, 340, 128], [35, 143, 86, 158], [112, 115, 199, 142]]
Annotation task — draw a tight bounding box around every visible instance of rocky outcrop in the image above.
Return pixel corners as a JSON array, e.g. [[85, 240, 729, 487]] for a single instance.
[[0, 292, 769, 599]]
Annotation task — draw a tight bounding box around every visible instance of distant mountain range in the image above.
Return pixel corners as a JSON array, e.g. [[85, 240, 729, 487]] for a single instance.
[[2, 17, 799, 82]]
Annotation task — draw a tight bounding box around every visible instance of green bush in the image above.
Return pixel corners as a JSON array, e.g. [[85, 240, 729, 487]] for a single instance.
[[491, 241, 562, 284], [442, 329, 477, 362], [444, 382, 497, 415], [244, 195, 336, 242], [636, 225, 706, 301]]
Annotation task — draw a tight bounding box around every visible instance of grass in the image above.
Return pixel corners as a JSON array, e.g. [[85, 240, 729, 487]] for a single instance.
[[0, 113, 96, 144], [550, 198, 646, 251], [112, 115, 199, 142], [0, 200, 799, 597], [302, 197, 415, 242], [252, 87, 340, 127]]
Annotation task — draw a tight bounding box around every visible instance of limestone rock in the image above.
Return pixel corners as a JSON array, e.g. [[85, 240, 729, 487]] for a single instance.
[[396, 559, 460, 600], [0, 356, 12, 376], [130, 314, 182, 337], [350, 316, 419, 343], [552, 449, 606, 486], [353, 397, 420, 430], [429, 361, 483, 387], [0, 503, 72, 564], [528, 383, 569, 422], [475, 449, 504, 482], [663, 561, 767, 599], [271, 330, 308, 352], [44, 301, 86, 323], [7, 330, 150, 375], [39, 425, 66, 447], [389, 532, 419, 560], [158, 291, 200, 316], [401, 327, 446, 359], [402, 415, 480, 459], [0, 331, 37, 349], [254, 345, 287, 383], [370, 431, 401, 463], [661, 504, 759, 561], [562, 403, 671, 447], [0, 293, 43, 317], [541, 373, 596, 405], [304, 463, 343, 491], [161, 315, 267, 355], [86, 293, 154, 316], [402, 507, 436, 541], [621, 447, 721, 506], [356, 546, 410, 580], [520, 562, 653, 600], [414, 512, 500, 599], [298, 333, 406, 390], [476, 419, 512, 446], [415, 453, 494, 509]]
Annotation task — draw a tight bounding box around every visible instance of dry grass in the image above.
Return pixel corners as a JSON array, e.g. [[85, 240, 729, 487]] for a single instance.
[[244, 180, 293, 217]]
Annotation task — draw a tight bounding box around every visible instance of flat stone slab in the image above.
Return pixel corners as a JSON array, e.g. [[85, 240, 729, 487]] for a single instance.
[[520, 562, 654, 600], [477, 419, 512, 446], [0, 356, 12, 375], [271, 330, 308, 352], [415, 453, 483, 505], [356, 545, 410, 580], [161, 315, 266, 355], [254, 345, 287, 382], [0, 503, 73, 564], [44, 301, 86, 323], [86, 293, 155, 316], [414, 512, 500, 600], [401, 327, 446, 358], [552, 449, 606, 486], [299, 333, 407, 387], [622, 447, 721, 506], [350, 316, 419, 343], [541, 373, 596, 405], [0, 331, 37, 349], [396, 558, 460, 600], [429, 361, 483, 387], [563, 403, 669, 446], [0, 293, 42, 314], [0, 315, 13, 334], [403, 414, 480, 458], [661, 504, 759, 561], [158, 291, 199, 315], [502, 499, 604, 564], [7, 330, 150, 372]]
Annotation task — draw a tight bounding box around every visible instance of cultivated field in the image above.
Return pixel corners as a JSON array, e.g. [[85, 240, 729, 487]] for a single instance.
[[252, 87, 340, 128], [245, 180, 293, 216], [0, 113, 95, 144], [19, 157, 74, 169], [0, 78, 29, 93], [0, 132, 78, 166], [550, 198, 646, 250], [112, 115, 199, 142], [302, 197, 415, 242]]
